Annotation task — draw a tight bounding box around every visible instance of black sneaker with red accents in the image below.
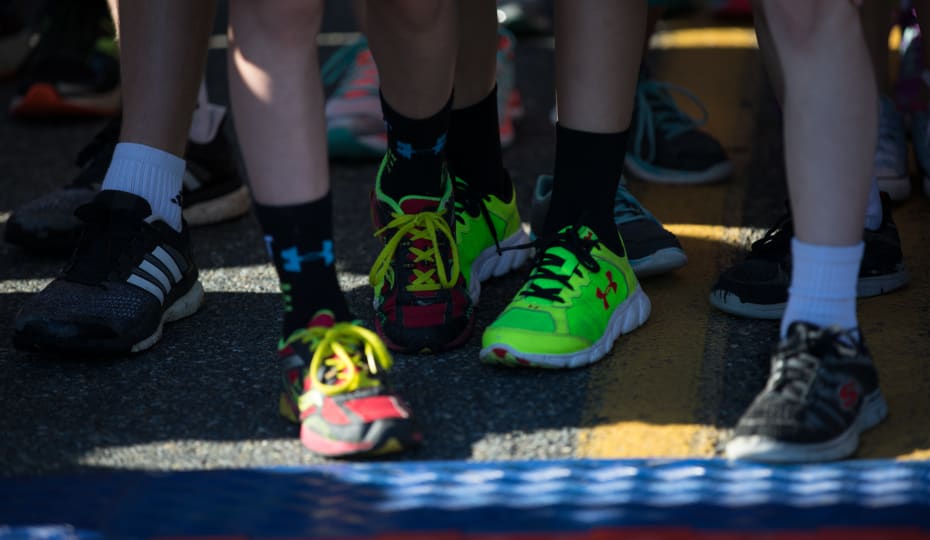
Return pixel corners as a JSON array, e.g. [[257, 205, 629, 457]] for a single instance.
[[368, 159, 474, 353], [277, 310, 420, 458], [725, 322, 888, 463]]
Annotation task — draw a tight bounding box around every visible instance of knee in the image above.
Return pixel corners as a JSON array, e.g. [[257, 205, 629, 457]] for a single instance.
[[231, 0, 324, 46], [369, 0, 447, 33]]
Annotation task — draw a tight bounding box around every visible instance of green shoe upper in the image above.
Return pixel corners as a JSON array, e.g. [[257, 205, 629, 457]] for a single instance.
[[453, 176, 522, 290], [482, 225, 638, 356]]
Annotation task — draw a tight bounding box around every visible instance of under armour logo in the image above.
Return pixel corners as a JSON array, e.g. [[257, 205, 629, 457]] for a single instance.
[[171, 191, 183, 207], [595, 270, 618, 310], [838, 380, 861, 411], [394, 134, 447, 159], [396, 141, 414, 159], [280, 240, 335, 272]]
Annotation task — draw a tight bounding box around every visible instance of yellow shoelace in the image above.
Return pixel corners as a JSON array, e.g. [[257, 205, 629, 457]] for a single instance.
[[290, 323, 393, 405], [370, 209, 460, 292]]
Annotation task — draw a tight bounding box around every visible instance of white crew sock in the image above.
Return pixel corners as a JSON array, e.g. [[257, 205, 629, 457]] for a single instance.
[[781, 238, 863, 338], [101, 142, 185, 231], [864, 174, 883, 231]]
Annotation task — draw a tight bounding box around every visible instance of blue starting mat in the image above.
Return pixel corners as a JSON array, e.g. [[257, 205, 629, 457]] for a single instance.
[[3, 458, 930, 539]]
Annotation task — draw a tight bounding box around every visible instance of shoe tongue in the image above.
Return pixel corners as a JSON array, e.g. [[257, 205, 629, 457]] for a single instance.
[[87, 190, 154, 220], [307, 310, 336, 329], [398, 195, 442, 214], [523, 225, 595, 302]]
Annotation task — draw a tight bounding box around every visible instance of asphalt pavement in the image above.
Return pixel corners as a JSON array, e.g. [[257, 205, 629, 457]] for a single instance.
[[2, 7, 929, 478]]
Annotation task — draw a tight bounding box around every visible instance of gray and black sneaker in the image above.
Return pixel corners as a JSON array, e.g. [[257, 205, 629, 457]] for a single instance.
[[13, 190, 204, 356], [710, 194, 909, 319], [4, 115, 250, 255], [625, 79, 733, 185], [531, 174, 687, 278], [726, 322, 888, 462]]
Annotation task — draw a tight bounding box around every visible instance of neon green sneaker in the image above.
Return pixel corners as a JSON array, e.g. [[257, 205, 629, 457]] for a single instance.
[[480, 225, 651, 368], [453, 175, 531, 302]]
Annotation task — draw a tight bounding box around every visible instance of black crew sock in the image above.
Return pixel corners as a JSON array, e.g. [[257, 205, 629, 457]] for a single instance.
[[447, 85, 511, 201], [379, 92, 452, 201], [254, 193, 352, 337], [544, 124, 627, 254]]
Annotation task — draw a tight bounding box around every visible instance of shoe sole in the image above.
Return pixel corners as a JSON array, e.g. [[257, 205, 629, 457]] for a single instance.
[[300, 419, 421, 458], [13, 281, 204, 355], [182, 185, 252, 227], [375, 309, 476, 354], [130, 281, 205, 352], [468, 227, 532, 303], [630, 247, 688, 278], [9, 83, 121, 118], [724, 389, 888, 462], [709, 269, 910, 320], [480, 285, 651, 369], [625, 156, 733, 185]]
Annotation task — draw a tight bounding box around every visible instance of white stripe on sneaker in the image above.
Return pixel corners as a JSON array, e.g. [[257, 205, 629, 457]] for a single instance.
[[139, 259, 173, 292], [128, 273, 165, 304], [126, 245, 187, 305], [153, 246, 183, 282]]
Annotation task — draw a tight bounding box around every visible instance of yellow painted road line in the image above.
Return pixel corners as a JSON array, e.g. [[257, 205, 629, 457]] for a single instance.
[[650, 26, 758, 50]]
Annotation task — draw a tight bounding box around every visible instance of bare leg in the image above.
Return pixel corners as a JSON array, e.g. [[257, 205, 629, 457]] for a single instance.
[[453, 0, 496, 108], [228, 0, 329, 205], [365, 0, 456, 118], [555, 1, 645, 133], [764, 1, 875, 247], [117, 0, 215, 156]]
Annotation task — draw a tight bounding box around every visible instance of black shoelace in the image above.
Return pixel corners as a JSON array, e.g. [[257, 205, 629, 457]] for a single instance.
[[453, 177, 503, 257], [514, 226, 600, 304], [748, 207, 793, 261], [767, 325, 857, 403]]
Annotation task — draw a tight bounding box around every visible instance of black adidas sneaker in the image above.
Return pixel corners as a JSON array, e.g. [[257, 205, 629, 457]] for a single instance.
[[13, 190, 204, 355]]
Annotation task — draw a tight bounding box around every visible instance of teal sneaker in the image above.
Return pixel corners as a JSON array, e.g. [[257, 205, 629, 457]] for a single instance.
[[480, 225, 651, 368], [453, 175, 531, 302], [626, 80, 732, 185]]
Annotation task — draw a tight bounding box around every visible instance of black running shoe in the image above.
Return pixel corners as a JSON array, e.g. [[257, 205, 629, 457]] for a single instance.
[[13, 190, 204, 355], [625, 79, 733, 185], [709, 195, 909, 319], [4, 116, 250, 255], [725, 322, 888, 462]]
